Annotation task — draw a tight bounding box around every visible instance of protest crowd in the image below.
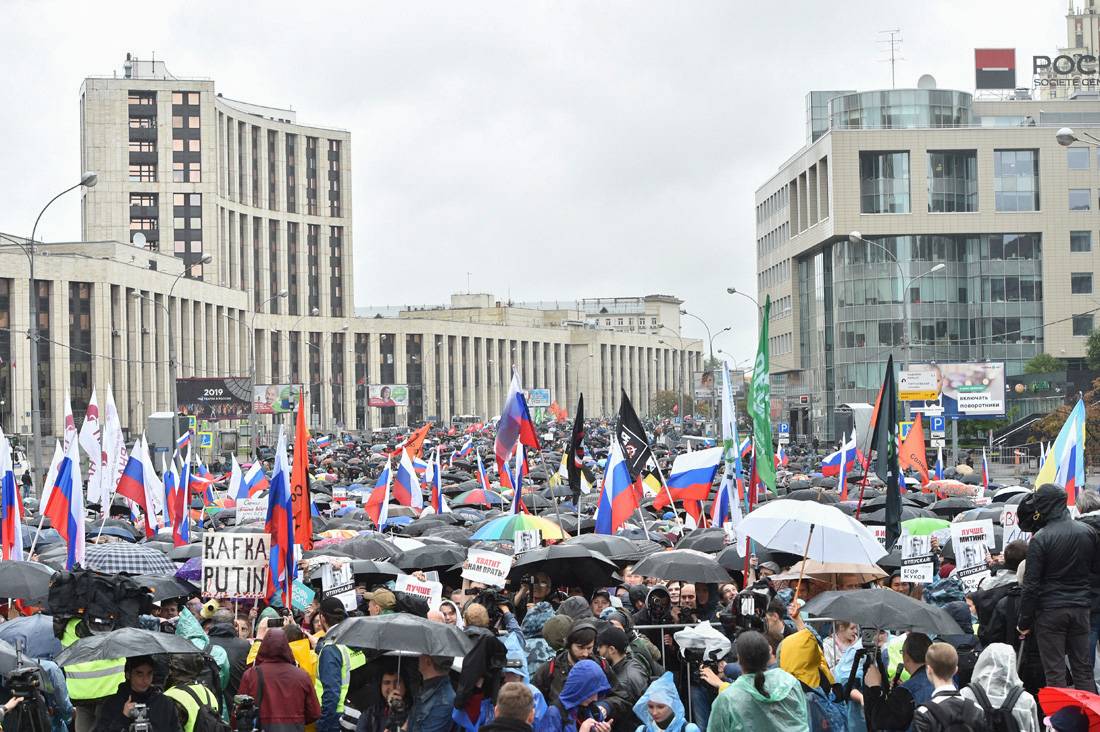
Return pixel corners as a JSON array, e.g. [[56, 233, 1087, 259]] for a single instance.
[[0, 356, 1098, 732]]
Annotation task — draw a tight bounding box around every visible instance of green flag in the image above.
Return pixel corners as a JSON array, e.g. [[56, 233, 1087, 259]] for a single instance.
[[747, 295, 775, 492]]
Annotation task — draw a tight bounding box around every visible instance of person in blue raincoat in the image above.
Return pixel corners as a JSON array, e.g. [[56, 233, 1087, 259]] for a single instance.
[[542, 659, 613, 732], [503, 633, 556, 732], [631, 672, 699, 732]]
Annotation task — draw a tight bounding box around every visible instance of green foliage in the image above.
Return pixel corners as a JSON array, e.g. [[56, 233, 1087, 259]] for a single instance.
[[1088, 331, 1100, 371], [1023, 353, 1062, 375]]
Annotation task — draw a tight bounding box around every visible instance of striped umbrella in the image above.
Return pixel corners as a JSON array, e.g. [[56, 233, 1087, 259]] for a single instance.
[[470, 514, 569, 542], [454, 489, 506, 508]]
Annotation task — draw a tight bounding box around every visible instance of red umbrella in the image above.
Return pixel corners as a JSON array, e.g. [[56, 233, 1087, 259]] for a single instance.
[[1038, 687, 1100, 731]]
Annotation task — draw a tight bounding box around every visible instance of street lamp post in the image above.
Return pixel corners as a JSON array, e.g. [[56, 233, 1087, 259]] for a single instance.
[[657, 330, 686, 422], [849, 232, 945, 419], [249, 290, 289, 453], [302, 323, 349, 432], [25, 172, 98, 485], [131, 253, 213, 440], [680, 309, 730, 425]]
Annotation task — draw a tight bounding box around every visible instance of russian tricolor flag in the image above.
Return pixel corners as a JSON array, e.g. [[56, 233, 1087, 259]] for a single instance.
[[176, 431, 191, 450], [0, 426, 22, 561], [365, 463, 392, 527], [981, 448, 990, 491], [315, 435, 332, 450], [934, 447, 945, 480], [450, 436, 474, 466], [411, 455, 429, 477], [821, 436, 858, 476], [43, 438, 85, 569], [265, 429, 296, 607], [427, 448, 450, 514], [494, 371, 541, 481], [244, 461, 270, 498], [476, 451, 492, 491], [173, 448, 192, 547], [393, 449, 424, 510], [507, 444, 528, 515], [115, 438, 161, 538], [595, 441, 637, 535], [775, 444, 788, 468]]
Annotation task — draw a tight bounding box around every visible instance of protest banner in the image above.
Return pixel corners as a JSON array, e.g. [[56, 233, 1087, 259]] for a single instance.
[[1002, 505, 1032, 545], [900, 531, 934, 584], [203, 532, 270, 599], [956, 563, 992, 593], [395, 574, 443, 610], [872, 526, 887, 548], [332, 487, 348, 504], [321, 562, 357, 611], [951, 519, 995, 571], [291, 580, 315, 612], [461, 549, 512, 588], [235, 497, 268, 525], [513, 529, 541, 554]]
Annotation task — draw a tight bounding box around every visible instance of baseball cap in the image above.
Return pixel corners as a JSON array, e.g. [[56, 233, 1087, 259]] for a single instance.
[[597, 626, 628, 654], [362, 588, 396, 611], [319, 596, 349, 620]]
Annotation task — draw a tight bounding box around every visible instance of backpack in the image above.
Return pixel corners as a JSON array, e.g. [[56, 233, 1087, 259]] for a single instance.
[[955, 643, 981, 687], [967, 684, 1023, 732], [971, 582, 1016, 630], [178, 684, 232, 732], [805, 686, 848, 732], [921, 691, 990, 732], [47, 569, 153, 628]]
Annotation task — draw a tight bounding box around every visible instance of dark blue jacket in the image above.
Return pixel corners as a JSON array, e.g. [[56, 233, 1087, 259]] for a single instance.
[[409, 675, 455, 732]]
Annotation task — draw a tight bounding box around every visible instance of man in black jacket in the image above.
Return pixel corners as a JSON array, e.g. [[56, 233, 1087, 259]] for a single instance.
[[1018, 483, 1099, 690], [595, 627, 647, 732], [205, 609, 250, 699]]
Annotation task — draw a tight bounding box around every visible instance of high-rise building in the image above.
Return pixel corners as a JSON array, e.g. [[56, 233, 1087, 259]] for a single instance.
[[756, 79, 1100, 440]]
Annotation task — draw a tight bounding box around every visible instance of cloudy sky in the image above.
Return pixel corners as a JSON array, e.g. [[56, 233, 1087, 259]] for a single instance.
[[0, 0, 1063, 362]]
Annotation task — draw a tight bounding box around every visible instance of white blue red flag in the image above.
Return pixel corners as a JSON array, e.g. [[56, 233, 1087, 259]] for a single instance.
[[393, 449, 424, 510], [0, 425, 22, 561], [174, 446, 193, 547], [365, 462, 392, 527], [264, 429, 296, 607], [595, 440, 638, 535], [981, 448, 990, 491], [821, 436, 858, 476], [243, 461, 270, 497], [227, 455, 245, 503], [934, 447, 945, 480], [161, 453, 178, 531], [475, 451, 492, 491], [450, 436, 474, 466], [176, 431, 192, 450], [656, 447, 722, 513], [43, 438, 85, 569], [494, 371, 540, 482], [775, 444, 788, 468], [115, 438, 161, 538], [427, 448, 450, 514]]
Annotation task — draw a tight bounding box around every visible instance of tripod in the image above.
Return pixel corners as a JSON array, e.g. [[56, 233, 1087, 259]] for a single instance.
[[6, 693, 51, 732]]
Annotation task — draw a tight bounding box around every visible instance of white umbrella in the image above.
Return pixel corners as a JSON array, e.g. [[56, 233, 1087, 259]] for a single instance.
[[737, 499, 887, 597]]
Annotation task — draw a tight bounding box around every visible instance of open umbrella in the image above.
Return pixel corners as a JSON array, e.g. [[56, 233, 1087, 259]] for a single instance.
[[0, 561, 55, 602], [509, 545, 619, 589], [0, 614, 61, 660], [454, 489, 506, 508], [127, 574, 199, 601], [1037, 687, 1100, 730], [803, 588, 966, 635], [632, 549, 731, 584], [84, 543, 178, 575], [55, 627, 203, 666], [564, 534, 646, 563], [470, 514, 568, 542], [325, 614, 472, 657], [168, 543, 202, 561], [930, 497, 977, 519], [394, 544, 467, 573], [675, 528, 728, 554], [772, 560, 886, 586]]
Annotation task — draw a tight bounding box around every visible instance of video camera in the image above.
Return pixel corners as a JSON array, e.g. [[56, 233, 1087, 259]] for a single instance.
[[718, 584, 770, 637], [233, 695, 258, 732], [5, 666, 42, 700], [683, 646, 723, 683], [463, 587, 512, 630], [126, 702, 151, 732], [386, 697, 408, 732]]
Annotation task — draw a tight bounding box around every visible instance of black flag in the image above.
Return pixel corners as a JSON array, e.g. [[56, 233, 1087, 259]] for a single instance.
[[566, 394, 585, 495], [616, 390, 653, 481], [869, 355, 902, 549]]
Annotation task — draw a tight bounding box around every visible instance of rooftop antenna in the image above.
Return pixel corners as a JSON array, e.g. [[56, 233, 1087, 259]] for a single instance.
[[466, 272, 472, 293], [879, 28, 904, 88]]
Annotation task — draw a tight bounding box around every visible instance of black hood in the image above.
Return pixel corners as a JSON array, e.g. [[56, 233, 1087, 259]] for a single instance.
[[205, 622, 238, 639], [645, 586, 672, 617], [1020, 483, 1069, 532]]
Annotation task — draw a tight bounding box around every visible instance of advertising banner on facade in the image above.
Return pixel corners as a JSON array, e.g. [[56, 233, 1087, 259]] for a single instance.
[[905, 362, 1006, 418], [177, 377, 253, 421], [253, 384, 304, 415], [898, 370, 940, 401], [693, 371, 718, 399], [367, 384, 409, 407]]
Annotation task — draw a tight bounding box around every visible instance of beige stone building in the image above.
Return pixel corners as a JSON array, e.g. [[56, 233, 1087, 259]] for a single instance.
[[0, 56, 702, 453], [757, 83, 1100, 440]]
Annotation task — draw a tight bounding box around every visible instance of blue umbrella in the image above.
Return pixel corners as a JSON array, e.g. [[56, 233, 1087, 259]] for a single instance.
[[0, 614, 61, 660], [20, 524, 61, 549], [85, 526, 137, 542]]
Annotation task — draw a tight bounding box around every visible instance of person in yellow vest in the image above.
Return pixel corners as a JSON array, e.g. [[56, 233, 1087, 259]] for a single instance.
[[59, 618, 126, 732], [91, 655, 181, 732], [163, 654, 220, 732], [313, 598, 365, 732]]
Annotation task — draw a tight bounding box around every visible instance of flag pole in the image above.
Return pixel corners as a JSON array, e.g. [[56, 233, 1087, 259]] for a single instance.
[[534, 448, 568, 534], [652, 459, 686, 533]]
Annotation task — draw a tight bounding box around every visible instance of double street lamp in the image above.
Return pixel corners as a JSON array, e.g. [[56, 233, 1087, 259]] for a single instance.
[[249, 291, 288, 451]]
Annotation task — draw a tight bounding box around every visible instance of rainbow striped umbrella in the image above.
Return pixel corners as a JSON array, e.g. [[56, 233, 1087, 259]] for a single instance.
[[454, 489, 506, 508], [470, 514, 570, 542]]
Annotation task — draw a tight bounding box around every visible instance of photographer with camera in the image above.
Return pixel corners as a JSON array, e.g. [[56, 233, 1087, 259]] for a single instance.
[[234, 628, 319, 732], [861, 632, 934, 731], [92, 656, 181, 732]]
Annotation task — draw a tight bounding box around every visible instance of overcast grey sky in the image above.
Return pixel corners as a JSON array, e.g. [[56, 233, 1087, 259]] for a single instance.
[[0, 0, 1064, 363]]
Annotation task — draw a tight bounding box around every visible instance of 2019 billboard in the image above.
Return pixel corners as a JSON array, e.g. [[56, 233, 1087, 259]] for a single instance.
[[905, 362, 1006, 418], [177, 377, 253, 420], [253, 384, 304, 415], [367, 384, 409, 407], [524, 389, 551, 407]]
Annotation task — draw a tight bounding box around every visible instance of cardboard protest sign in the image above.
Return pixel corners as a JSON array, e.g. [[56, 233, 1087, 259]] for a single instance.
[[1001, 505, 1032, 545], [320, 563, 357, 611], [395, 574, 443, 610], [951, 519, 995, 570], [235, 497, 268, 525], [900, 531, 934, 584], [461, 549, 512, 588], [203, 532, 270, 599]]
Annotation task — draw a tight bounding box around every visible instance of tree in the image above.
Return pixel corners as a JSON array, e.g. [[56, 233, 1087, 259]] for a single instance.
[[652, 390, 687, 418], [1034, 376, 1100, 466], [1024, 353, 1062, 375], [1088, 331, 1100, 371]]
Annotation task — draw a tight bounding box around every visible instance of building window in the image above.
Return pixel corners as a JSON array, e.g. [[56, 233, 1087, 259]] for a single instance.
[[1072, 272, 1093, 294], [251, 126, 261, 207], [172, 91, 201, 183], [128, 117, 154, 129], [128, 164, 156, 182], [253, 216, 262, 308], [238, 122, 246, 205], [270, 331, 280, 382], [328, 139, 342, 217], [329, 226, 344, 317], [285, 134, 297, 214], [129, 140, 155, 153], [1069, 146, 1091, 170], [1071, 231, 1092, 252], [307, 224, 320, 314], [173, 193, 204, 278], [859, 151, 910, 213], [287, 222, 299, 316], [1074, 314, 1094, 336], [68, 282, 93, 417], [269, 220, 280, 314], [306, 137, 319, 216], [927, 150, 977, 212], [34, 280, 51, 434], [1070, 188, 1091, 211], [332, 332, 345, 427], [268, 130, 278, 211], [289, 332, 301, 383], [994, 149, 1039, 212], [128, 193, 159, 249]]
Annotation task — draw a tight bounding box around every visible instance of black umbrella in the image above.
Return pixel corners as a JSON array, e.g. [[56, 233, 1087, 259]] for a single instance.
[[394, 544, 467, 572], [125, 574, 198, 601], [783, 489, 839, 504], [675, 528, 727, 554], [168, 544, 202, 561], [876, 549, 902, 571], [328, 536, 400, 560], [859, 506, 937, 525], [0, 561, 56, 602], [803, 588, 966, 635], [0, 639, 19, 673], [347, 560, 404, 586], [510, 545, 619, 589], [557, 516, 597, 534], [55, 627, 203, 666], [954, 506, 1006, 524], [325, 614, 473, 656], [716, 544, 744, 571], [930, 497, 977, 519], [564, 534, 643, 563], [632, 549, 731, 583]]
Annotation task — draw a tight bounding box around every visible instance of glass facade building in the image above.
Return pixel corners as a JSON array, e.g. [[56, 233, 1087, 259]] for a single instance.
[[828, 89, 972, 130]]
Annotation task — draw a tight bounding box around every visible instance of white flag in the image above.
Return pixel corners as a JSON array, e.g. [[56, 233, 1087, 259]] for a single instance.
[[78, 387, 102, 502], [101, 384, 128, 504], [62, 390, 77, 453]]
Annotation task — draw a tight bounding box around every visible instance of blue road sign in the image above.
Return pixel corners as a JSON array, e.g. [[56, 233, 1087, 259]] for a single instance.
[[777, 422, 790, 434], [930, 415, 946, 434]]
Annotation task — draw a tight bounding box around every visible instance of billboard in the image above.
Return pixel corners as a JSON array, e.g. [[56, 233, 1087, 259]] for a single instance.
[[177, 377, 252, 421], [253, 384, 304, 415], [898, 370, 939, 401], [693, 371, 718, 399], [906, 362, 1006, 418], [367, 384, 409, 407], [523, 389, 551, 407]]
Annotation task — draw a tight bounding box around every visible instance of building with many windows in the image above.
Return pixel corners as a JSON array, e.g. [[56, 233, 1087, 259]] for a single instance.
[[756, 81, 1100, 440], [0, 56, 702, 452]]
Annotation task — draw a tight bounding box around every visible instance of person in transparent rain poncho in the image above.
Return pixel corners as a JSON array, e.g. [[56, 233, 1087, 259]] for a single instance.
[[959, 643, 1039, 732]]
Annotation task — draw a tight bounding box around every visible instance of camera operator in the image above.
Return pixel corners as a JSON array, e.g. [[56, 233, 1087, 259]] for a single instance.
[[594, 627, 646, 732], [631, 587, 679, 675], [861, 632, 934, 732], [92, 656, 181, 732], [532, 618, 611, 708]]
